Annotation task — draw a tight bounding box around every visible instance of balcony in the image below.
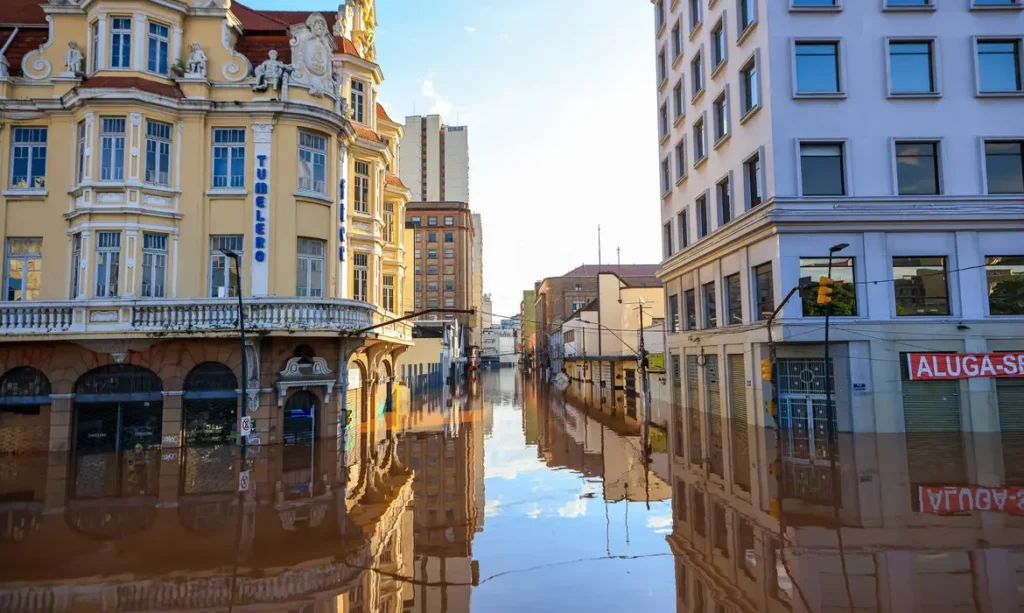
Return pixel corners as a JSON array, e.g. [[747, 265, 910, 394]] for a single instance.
[[0, 298, 411, 343]]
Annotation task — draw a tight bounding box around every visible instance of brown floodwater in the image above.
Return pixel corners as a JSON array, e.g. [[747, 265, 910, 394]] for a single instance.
[[0, 369, 1019, 612]]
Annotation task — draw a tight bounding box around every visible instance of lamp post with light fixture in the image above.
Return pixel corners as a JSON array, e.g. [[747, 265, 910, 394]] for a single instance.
[[221, 248, 247, 455]]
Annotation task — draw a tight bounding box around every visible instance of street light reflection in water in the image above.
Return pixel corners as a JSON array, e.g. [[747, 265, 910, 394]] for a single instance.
[[0, 369, 1018, 612]]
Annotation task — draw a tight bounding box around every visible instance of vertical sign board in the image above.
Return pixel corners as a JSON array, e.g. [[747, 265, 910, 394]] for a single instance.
[[238, 470, 251, 492], [907, 352, 1024, 380], [251, 124, 273, 295], [337, 149, 348, 297]]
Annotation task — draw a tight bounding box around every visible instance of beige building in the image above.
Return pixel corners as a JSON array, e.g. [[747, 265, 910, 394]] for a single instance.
[[0, 0, 412, 454], [398, 114, 469, 203], [562, 272, 663, 419], [471, 213, 484, 350]]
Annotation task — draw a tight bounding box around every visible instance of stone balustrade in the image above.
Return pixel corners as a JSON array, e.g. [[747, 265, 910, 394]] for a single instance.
[[0, 298, 411, 342]]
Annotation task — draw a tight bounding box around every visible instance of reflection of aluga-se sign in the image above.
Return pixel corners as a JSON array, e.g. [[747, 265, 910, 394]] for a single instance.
[[907, 352, 1024, 380]]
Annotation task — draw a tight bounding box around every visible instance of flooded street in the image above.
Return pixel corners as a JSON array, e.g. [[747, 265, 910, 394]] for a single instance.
[[1, 368, 1021, 612]]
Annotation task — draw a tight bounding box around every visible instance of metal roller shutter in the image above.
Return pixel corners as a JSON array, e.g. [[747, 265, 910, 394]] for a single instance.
[[997, 377, 1024, 484], [672, 355, 684, 458], [706, 355, 724, 477], [900, 355, 966, 488], [687, 356, 702, 466], [729, 354, 751, 491]]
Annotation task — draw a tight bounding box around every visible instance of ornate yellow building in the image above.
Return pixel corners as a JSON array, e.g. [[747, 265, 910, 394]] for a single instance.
[[0, 0, 412, 453]]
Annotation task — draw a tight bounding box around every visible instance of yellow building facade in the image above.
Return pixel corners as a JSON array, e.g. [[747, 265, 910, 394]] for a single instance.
[[0, 0, 412, 453]]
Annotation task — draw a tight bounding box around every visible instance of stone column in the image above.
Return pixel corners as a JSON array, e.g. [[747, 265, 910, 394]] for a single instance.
[[47, 394, 73, 453], [161, 390, 183, 449]]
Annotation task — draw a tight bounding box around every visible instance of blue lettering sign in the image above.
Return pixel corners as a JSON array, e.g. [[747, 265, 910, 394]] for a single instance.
[[257, 154, 267, 167], [338, 227, 345, 241], [338, 246, 345, 261], [255, 237, 266, 249], [253, 155, 270, 267], [256, 209, 266, 222], [339, 179, 346, 200], [256, 195, 266, 207], [255, 222, 265, 235], [255, 251, 266, 262], [255, 183, 268, 195]]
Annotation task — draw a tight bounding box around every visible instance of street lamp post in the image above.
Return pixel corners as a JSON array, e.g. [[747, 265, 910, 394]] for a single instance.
[[823, 242, 848, 500], [221, 249, 247, 455]]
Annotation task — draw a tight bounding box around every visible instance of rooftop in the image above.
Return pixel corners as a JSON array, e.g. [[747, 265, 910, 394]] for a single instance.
[[561, 264, 661, 278]]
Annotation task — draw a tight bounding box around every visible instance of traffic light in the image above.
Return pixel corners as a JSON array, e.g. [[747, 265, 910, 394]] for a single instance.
[[761, 358, 773, 382], [766, 400, 777, 417], [769, 497, 781, 519], [817, 276, 835, 305]]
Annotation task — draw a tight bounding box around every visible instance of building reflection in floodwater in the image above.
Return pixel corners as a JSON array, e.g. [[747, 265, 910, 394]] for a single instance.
[[2, 370, 1023, 611]]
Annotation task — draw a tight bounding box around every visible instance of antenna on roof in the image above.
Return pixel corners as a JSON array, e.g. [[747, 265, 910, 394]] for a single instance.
[[617, 246, 621, 267], [597, 225, 602, 267]]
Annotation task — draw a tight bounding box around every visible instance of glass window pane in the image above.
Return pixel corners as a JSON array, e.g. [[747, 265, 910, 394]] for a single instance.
[[801, 144, 845, 195], [796, 43, 839, 93], [890, 42, 933, 93], [896, 142, 939, 195], [986, 142, 1024, 194], [986, 256, 1024, 315], [978, 41, 1021, 92], [893, 256, 949, 316], [800, 257, 857, 316]]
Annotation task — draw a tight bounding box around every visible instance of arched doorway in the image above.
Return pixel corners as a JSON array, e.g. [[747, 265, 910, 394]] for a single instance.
[[183, 362, 238, 445], [73, 364, 163, 453], [181, 362, 238, 496], [0, 366, 52, 414], [283, 390, 318, 444]]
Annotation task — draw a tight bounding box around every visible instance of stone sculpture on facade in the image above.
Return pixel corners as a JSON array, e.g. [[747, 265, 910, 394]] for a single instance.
[[287, 14, 338, 98], [184, 42, 207, 78], [64, 41, 84, 75], [252, 50, 293, 97]]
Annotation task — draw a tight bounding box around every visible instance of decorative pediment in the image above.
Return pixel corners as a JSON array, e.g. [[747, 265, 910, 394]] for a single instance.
[[287, 14, 338, 98], [279, 357, 333, 379]]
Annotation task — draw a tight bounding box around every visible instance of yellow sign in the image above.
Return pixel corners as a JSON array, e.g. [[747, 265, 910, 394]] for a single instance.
[[647, 353, 665, 372]]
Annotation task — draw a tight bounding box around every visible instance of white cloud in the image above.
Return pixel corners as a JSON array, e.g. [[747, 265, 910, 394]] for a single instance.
[[419, 75, 454, 118], [485, 498, 503, 517], [556, 497, 588, 518], [523, 503, 542, 519], [646, 513, 673, 534], [464, 26, 477, 33]]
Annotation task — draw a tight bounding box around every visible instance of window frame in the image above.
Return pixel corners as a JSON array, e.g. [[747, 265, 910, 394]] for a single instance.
[[661, 157, 672, 194], [891, 256, 951, 317], [885, 38, 941, 98], [146, 20, 170, 77], [382, 275, 395, 312], [693, 112, 708, 166], [710, 15, 728, 76], [94, 231, 122, 298], [743, 147, 766, 210], [660, 102, 670, 140], [724, 273, 743, 325], [737, 0, 758, 40], [296, 237, 326, 298], [753, 262, 774, 321], [717, 173, 733, 226], [298, 131, 328, 195], [696, 190, 710, 238], [672, 20, 683, 60], [658, 48, 668, 87], [688, 0, 703, 35], [796, 139, 851, 197], [99, 117, 127, 183], [702, 281, 718, 328], [71, 233, 82, 299], [212, 128, 246, 190], [8, 127, 48, 191], [4, 237, 43, 302], [891, 138, 943, 196], [684, 289, 697, 330], [789, 0, 842, 12], [76, 120, 87, 184], [675, 137, 688, 182], [792, 38, 846, 99], [140, 232, 168, 299], [353, 160, 371, 213], [691, 46, 706, 101], [712, 87, 731, 146], [677, 208, 690, 249], [984, 255, 1024, 316], [209, 235, 243, 298], [350, 79, 366, 123], [673, 79, 686, 121], [883, 0, 936, 12], [663, 221, 674, 259], [982, 138, 1024, 195], [739, 50, 762, 121], [800, 256, 858, 317], [144, 120, 172, 187], [353, 252, 369, 302], [109, 16, 132, 70], [970, 0, 1024, 11], [973, 37, 1024, 97]]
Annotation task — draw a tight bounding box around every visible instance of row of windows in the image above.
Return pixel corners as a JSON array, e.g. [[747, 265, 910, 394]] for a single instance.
[[89, 16, 171, 76], [414, 280, 458, 292], [413, 232, 457, 243], [3, 235, 396, 304], [664, 255, 1024, 333], [412, 248, 458, 259], [413, 297, 457, 309], [10, 125, 392, 202], [413, 264, 457, 276], [409, 216, 456, 226]]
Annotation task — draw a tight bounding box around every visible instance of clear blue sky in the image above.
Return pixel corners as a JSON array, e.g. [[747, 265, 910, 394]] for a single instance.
[[243, 0, 660, 317]]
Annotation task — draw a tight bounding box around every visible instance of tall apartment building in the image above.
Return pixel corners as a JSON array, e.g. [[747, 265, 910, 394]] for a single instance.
[[472, 213, 484, 346], [405, 202, 476, 338], [0, 0, 412, 454], [652, 0, 1024, 507], [399, 115, 470, 203]]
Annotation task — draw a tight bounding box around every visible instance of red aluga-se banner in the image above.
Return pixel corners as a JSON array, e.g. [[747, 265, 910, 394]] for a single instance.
[[919, 485, 1024, 515], [906, 352, 1024, 381]]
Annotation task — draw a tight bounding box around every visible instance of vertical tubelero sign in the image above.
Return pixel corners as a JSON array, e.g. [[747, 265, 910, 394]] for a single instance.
[[251, 124, 273, 295], [337, 148, 348, 297]]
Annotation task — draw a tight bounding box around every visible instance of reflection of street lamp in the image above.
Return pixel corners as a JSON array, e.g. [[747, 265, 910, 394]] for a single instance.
[[823, 243, 848, 447], [221, 248, 247, 455]]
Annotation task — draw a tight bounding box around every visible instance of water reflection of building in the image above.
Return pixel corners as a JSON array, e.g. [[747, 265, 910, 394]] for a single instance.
[[396, 387, 484, 613], [0, 429, 414, 612], [668, 428, 1024, 612], [533, 380, 671, 503]]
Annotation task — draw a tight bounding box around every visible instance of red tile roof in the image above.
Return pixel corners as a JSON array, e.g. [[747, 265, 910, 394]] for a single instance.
[[0, 0, 47, 26], [562, 264, 662, 278], [376, 103, 394, 123], [0, 26, 49, 77], [78, 77, 184, 99], [354, 125, 381, 143], [385, 174, 406, 189]]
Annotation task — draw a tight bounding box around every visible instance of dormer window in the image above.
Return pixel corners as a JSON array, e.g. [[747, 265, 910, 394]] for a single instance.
[[110, 17, 132, 69], [147, 22, 170, 76], [350, 80, 365, 123]]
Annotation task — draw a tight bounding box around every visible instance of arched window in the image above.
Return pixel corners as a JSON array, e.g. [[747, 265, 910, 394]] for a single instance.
[[74, 364, 162, 398], [0, 367, 51, 415], [73, 365, 163, 454]]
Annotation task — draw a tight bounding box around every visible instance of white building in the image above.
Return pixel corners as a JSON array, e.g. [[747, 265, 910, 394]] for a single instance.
[[481, 326, 516, 367], [399, 115, 470, 203], [651, 0, 1024, 486]]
